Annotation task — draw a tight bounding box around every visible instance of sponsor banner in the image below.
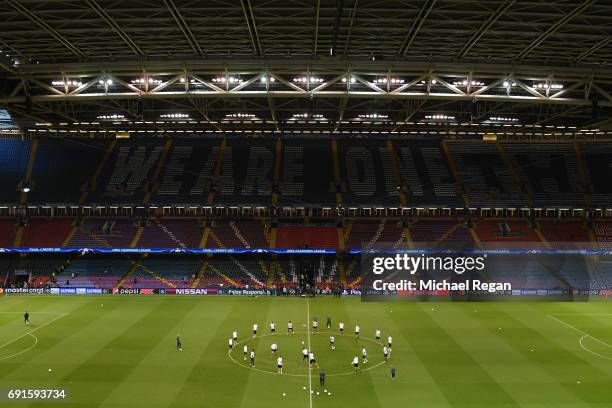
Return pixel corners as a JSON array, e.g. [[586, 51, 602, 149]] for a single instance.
[[60, 288, 76, 294], [86, 288, 104, 294], [112, 288, 141, 295], [170, 288, 209, 295], [1, 245, 612, 256], [0, 247, 338, 254], [222, 288, 275, 296], [3, 288, 47, 294]]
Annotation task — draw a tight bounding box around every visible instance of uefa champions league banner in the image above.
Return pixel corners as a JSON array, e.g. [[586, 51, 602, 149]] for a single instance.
[[2, 247, 612, 255], [0, 247, 338, 254], [360, 242, 610, 301]]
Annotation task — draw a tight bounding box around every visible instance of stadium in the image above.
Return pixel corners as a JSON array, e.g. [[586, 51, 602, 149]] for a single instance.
[[1, 1, 612, 407]]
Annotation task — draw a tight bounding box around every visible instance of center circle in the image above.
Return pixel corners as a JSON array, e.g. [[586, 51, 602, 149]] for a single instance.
[[227, 330, 388, 377]]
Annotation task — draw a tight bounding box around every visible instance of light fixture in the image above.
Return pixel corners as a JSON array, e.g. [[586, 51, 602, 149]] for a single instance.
[[357, 113, 388, 119], [373, 78, 404, 85], [489, 116, 518, 122], [52, 80, 83, 87], [160, 113, 190, 119], [97, 114, 125, 120], [290, 113, 325, 120], [131, 77, 162, 85], [293, 76, 323, 84], [424, 114, 455, 120], [212, 76, 244, 84], [453, 80, 484, 87], [532, 83, 564, 90], [341, 76, 356, 83], [225, 113, 256, 119]]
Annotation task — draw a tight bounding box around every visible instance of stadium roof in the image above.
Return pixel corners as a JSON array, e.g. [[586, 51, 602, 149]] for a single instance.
[[1, 0, 612, 135]]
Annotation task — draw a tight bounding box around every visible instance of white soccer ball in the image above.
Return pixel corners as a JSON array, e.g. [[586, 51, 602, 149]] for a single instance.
[[301, 341, 304, 345], [282, 393, 286, 397], [328, 392, 332, 396], [48, 368, 52, 372], [303, 386, 306, 390], [101, 304, 104, 307], [310, 390, 314, 394], [316, 392, 320, 395], [324, 389, 327, 393]]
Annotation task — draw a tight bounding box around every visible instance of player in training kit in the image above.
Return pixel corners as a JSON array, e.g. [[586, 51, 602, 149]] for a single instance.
[[330, 335, 335, 350], [232, 330, 238, 342], [302, 347, 309, 361], [326, 316, 332, 329], [24, 311, 29, 326], [277, 356, 283, 374], [383, 346, 389, 361], [339, 322, 345, 335], [352, 355, 360, 371], [270, 321, 276, 334], [319, 371, 326, 387], [362, 347, 368, 363], [252, 323, 258, 337], [228, 337, 233, 352], [388, 335, 393, 349], [288, 320, 294, 333], [271, 343, 278, 355], [309, 352, 318, 368], [312, 318, 319, 332], [250, 349, 255, 367], [176, 335, 182, 351], [355, 325, 360, 338], [375, 329, 381, 341], [243, 344, 248, 360]]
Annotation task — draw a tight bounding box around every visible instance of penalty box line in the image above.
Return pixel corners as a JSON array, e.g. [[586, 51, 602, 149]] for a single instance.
[[0, 312, 68, 351], [548, 314, 612, 351]]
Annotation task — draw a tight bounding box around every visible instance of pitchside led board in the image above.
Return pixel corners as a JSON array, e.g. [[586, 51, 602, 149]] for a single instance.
[[360, 242, 610, 301]]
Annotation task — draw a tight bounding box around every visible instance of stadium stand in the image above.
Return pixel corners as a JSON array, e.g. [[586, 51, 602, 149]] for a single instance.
[[21, 218, 73, 247], [1, 137, 612, 209], [0, 138, 30, 203], [28, 139, 109, 203], [138, 218, 202, 248], [0, 218, 16, 247], [344, 219, 404, 248], [58, 255, 133, 288], [275, 225, 338, 249], [67, 219, 138, 248]]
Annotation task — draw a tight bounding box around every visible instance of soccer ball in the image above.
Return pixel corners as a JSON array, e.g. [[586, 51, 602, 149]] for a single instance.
[[282, 393, 286, 397], [316, 392, 320, 395], [301, 341, 304, 345], [48, 368, 52, 372]]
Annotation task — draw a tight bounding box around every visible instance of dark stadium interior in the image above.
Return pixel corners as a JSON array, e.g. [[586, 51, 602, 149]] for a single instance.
[[2, 2, 612, 408]]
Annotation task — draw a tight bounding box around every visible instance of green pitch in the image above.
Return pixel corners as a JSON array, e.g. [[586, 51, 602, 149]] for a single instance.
[[1, 295, 612, 407]]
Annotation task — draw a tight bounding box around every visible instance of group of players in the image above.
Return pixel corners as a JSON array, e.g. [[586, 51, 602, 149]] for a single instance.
[[227, 317, 393, 375]]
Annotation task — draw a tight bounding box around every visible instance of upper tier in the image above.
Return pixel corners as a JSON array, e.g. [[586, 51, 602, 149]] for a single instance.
[[4, 137, 612, 207]]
